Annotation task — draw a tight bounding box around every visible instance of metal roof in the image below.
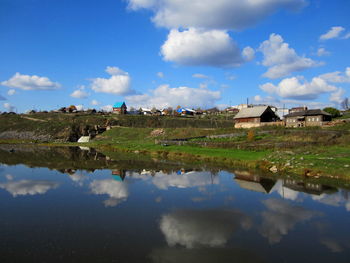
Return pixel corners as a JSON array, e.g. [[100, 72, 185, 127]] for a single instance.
[[284, 109, 331, 118], [233, 106, 269, 119], [113, 102, 125, 108]]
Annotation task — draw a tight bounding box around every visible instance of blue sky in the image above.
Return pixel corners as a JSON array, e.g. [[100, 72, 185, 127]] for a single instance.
[[0, 0, 349, 112]]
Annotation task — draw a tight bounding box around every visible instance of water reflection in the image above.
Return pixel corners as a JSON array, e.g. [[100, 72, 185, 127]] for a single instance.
[[90, 179, 129, 207], [259, 198, 322, 244], [0, 146, 349, 262], [0, 177, 59, 197], [160, 209, 251, 248]]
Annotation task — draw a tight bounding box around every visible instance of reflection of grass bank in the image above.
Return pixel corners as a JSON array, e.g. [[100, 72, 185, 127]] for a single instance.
[[88, 126, 350, 179]]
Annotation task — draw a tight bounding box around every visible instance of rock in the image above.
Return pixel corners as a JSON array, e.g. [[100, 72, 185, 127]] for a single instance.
[[269, 165, 278, 173]]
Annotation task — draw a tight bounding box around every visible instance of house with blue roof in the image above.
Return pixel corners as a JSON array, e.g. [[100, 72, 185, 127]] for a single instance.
[[113, 102, 127, 114]]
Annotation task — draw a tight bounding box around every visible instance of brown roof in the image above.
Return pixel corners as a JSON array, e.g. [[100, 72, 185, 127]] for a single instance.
[[284, 109, 331, 118]]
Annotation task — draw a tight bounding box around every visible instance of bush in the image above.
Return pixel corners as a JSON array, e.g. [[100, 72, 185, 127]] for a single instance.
[[323, 107, 341, 118]]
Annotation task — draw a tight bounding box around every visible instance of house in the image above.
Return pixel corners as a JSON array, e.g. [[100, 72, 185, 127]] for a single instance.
[[177, 108, 196, 116], [139, 108, 152, 115], [113, 102, 127, 114], [284, 109, 332, 127], [233, 106, 280, 128]]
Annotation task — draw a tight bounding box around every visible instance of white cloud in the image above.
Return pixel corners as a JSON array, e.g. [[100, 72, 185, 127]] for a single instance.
[[7, 89, 16, 96], [1, 72, 61, 90], [160, 209, 251, 248], [316, 47, 330, 57], [90, 66, 134, 95], [319, 67, 350, 83], [100, 105, 113, 112], [192, 73, 209, 79], [90, 179, 129, 207], [259, 198, 321, 244], [152, 171, 218, 190], [0, 180, 59, 197], [90, 99, 100, 106], [127, 0, 307, 30], [344, 32, 350, 39], [260, 76, 337, 100], [75, 105, 84, 111], [157, 72, 164, 78], [126, 84, 221, 109], [3, 102, 15, 112], [259, 33, 320, 79], [161, 28, 251, 67], [330, 88, 346, 104], [242, 46, 255, 61], [70, 86, 89, 99], [320, 26, 345, 41]]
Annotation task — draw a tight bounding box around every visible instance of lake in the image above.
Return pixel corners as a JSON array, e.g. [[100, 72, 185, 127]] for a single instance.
[[0, 146, 349, 263]]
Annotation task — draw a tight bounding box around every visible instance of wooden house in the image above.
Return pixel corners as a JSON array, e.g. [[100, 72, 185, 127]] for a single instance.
[[113, 102, 127, 114], [234, 106, 280, 128], [284, 109, 331, 127]]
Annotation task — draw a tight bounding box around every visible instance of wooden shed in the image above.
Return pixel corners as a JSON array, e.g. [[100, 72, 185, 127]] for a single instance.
[[233, 106, 279, 128]]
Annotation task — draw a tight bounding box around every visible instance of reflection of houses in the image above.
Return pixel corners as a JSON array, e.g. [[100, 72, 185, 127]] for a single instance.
[[234, 106, 280, 128], [113, 102, 127, 114], [233, 170, 276, 194], [112, 169, 126, 181], [284, 108, 332, 127], [283, 179, 337, 195]]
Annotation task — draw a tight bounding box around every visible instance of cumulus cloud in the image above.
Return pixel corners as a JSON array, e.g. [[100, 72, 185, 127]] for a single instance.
[[70, 86, 89, 99], [319, 67, 350, 83], [90, 179, 129, 207], [152, 171, 218, 190], [161, 28, 252, 67], [1, 72, 61, 90], [192, 73, 209, 79], [90, 99, 100, 106], [319, 26, 345, 41], [3, 102, 15, 112], [160, 209, 251, 248], [259, 33, 320, 79], [157, 72, 164, 78], [100, 105, 113, 112], [260, 76, 337, 100], [126, 84, 221, 109], [127, 0, 307, 30], [259, 198, 321, 244], [316, 47, 330, 57], [0, 180, 59, 197], [7, 89, 16, 96], [90, 66, 134, 95]]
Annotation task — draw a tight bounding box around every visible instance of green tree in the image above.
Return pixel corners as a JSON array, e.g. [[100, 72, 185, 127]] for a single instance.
[[323, 107, 341, 118]]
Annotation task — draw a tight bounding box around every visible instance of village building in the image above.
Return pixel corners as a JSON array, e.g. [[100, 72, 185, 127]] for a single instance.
[[112, 102, 127, 114], [177, 108, 196, 116], [284, 109, 332, 127], [139, 108, 152, 115], [233, 106, 280, 128]]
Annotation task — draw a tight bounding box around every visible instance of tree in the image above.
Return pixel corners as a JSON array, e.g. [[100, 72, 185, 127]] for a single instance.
[[341, 98, 349, 110], [323, 107, 341, 118]]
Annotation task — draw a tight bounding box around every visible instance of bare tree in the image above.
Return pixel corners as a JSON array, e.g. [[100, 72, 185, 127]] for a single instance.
[[341, 98, 349, 110]]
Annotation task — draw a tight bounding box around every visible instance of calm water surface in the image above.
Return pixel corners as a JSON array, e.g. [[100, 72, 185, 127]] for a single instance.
[[0, 146, 349, 263]]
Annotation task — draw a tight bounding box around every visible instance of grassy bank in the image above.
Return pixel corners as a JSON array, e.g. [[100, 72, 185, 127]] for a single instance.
[[0, 113, 349, 179], [86, 125, 350, 179]]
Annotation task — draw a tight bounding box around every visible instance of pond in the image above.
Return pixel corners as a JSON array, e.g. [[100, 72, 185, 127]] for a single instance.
[[0, 146, 349, 263]]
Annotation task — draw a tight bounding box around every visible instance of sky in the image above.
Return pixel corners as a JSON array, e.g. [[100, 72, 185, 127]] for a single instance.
[[0, 0, 350, 113]]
